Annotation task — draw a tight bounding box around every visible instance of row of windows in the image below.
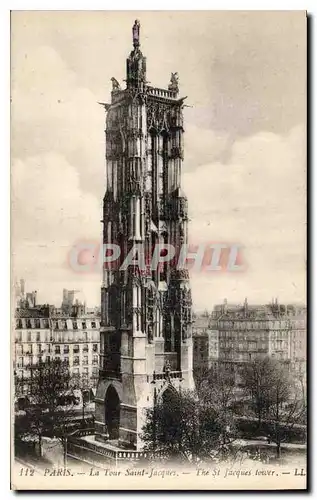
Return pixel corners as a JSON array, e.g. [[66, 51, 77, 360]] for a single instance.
[[236, 353, 254, 361], [15, 343, 99, 355], [16, 319, 99, 330], [15, 354, 99, 367], [16, 319, 49, 329], [16, 343, 44, 355], [52, 320, 98, 330], [72, 366, 99, 376], [54, 344, 98, 354], [290, 320, 306, 329], [218, 352, 263, 361], [53, 331, 100, 343], [15, 331, 100, 343], [219, 352, 235, 359], [218, 320, 292, 330], [219, 331, 268, 341], [271, 352, 288, 360], [291, 341, 304, 349], [291, 331, 307, 339], [72, 355, 99, 365], [218, 332, 298, 345], [271, 340, 289, 350], [270, 331, 290, 339], [16, 366, 99, 379], [16, 331, 43, 342], [219, 341, 266, 350]]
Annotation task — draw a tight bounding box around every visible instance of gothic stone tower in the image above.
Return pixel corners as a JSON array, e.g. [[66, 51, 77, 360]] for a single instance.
[[95, 20, 194, 450]]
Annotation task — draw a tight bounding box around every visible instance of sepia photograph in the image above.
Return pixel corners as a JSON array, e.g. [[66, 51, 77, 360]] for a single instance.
[[10, 10, 307, 490]]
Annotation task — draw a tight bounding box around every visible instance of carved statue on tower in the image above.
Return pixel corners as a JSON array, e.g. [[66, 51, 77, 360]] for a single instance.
[[111, 77, 121, 91], [132, 19, 140, 48], [168, 72, 179, 93]]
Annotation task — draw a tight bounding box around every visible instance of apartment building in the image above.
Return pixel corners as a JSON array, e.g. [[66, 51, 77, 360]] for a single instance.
[[13, 290, 100, 395], [213, 299, 306, 382]]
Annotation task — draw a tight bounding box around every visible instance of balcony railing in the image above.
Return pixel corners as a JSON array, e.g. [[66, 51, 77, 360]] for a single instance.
[[147, 86, 178, 100], [153, 371, 182, 381], [69, 428, 95, 438]]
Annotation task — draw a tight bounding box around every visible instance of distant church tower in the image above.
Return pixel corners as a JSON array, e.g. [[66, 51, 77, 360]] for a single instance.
[[95, 20, 194, 450]]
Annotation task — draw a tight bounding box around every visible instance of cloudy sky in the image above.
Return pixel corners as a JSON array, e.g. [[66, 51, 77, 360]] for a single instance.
[[11, 11, 306, 310]]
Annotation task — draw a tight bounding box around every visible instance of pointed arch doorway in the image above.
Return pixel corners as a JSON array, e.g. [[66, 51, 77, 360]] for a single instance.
[[104, 385, 120, 440]]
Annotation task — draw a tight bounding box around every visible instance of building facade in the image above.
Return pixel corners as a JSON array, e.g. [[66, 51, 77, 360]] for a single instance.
[[14, 288, 100, 396], [14, 306, 51, 395], [191, 300, 306, 390], [50, 312, 100, 385], [95, 20, 194, 450], [212, 299, 306, 384]]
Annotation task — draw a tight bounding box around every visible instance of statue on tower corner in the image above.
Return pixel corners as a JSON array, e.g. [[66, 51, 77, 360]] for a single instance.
[[168, 72, 179, 93], [111, 77, 121, 91], [132, 19, 141, 48]]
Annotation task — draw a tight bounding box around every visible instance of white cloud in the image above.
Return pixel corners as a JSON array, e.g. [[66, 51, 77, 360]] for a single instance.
[[11, 44, 105, 198], [12, 152, 101, 306], [11, 43, 105, 306], [183, 122, 230, 170], [183, 125, 306, 309], [12, 152, 100, 241]]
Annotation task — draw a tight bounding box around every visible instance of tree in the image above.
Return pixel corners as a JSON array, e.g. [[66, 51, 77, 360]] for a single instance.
[[198, 364, 238, 460], [141, 384, 237, 464], [193, 362, 216, 392], [15, 359, 77, 464], [264, 361, 306, 458], [240, 357, 306, 458], [70, 373, 94, 426], [200, 364, 236, 407], [240, 356, 277, 428]]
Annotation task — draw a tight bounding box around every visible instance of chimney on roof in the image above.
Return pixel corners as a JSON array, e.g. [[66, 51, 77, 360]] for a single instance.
[[223, 298, 228, 313], [20, 279, 25, 297], [26, 292, 33, 308], [244, 297, 248, 317]]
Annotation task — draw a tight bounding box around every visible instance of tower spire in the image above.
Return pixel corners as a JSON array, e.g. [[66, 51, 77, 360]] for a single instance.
[[126, 19, 146, 90], [132, 19, 141, 48]]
